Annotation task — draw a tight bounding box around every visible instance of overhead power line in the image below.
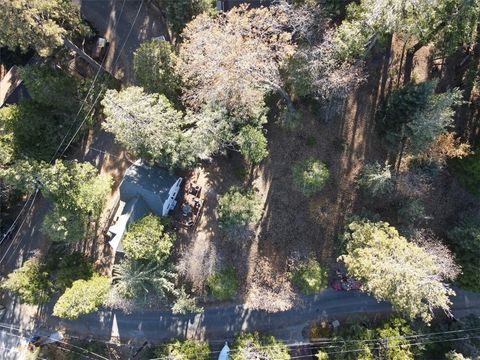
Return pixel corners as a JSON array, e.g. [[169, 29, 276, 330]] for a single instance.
[[0, 0, 141, 267]]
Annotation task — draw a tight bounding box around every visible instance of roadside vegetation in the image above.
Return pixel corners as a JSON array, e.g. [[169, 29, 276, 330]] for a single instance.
[[1, 2, 480, 358]]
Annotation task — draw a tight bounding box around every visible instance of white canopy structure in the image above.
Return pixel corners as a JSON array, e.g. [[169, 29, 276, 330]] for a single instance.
[[218, 342, 230, 360]]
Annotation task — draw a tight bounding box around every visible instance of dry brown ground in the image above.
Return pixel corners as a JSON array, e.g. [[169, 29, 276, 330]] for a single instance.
[[175, 34, 477, 311], [176, 46, 392, 310]]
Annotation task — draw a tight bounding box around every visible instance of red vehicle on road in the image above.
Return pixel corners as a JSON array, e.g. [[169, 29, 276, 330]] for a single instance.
[[331, 277, 362, 291]]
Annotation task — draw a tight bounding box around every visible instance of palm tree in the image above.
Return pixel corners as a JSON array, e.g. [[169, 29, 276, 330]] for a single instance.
[[113, 257, 177, 300]]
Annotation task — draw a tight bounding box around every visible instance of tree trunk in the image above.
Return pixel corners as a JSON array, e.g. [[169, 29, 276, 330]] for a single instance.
[[276, 85, 295, 114], [403, 42, 424, 85]]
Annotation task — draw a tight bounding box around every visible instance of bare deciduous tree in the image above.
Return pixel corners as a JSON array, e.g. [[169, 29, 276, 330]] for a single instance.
[[177, 5, 295, 119], [412, 229, 461, 282]]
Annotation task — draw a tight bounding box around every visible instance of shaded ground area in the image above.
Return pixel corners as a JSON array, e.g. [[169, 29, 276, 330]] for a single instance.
[[74, 0, 168, 83], [72, 124, 133, 272]]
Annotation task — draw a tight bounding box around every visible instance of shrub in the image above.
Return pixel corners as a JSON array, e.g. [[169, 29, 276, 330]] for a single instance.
[[356, 162, 394, 197], [397, 198, 425, 224], [450, 152, 480, 196], [217, 187, 263, 230], [291, 260, 328, 295], [231, 332, 290, 360], [292, 158, 329, 197], [448, 218, 480, 291], [53, 274, 110, 319], [207, 266, 238, 301], [154, 339, 210, 360], [123, 214, 175, 263], [1, 258, 52, 305], [236, 125, 269, 164], [333, 137, 348, 153], [172, 287, 203, 314]]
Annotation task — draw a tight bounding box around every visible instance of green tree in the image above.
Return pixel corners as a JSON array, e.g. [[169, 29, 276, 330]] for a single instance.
[[292, 158, 329, 197], [154, 339, 211, 360], [0, 101, 73, 162], [53, 274, 110, 319], [19, 64, 80, 110], [291, 260, 328, 295], [448, 218, 480, 291], [335, 0, 480, 60], [2, 160, 112, 242], [376, 317, 414, 360], [112, 258, 177, 300], [378, 81, 463, 154], [236, 125, 269, 165], [0, 64, 90, 164], [123, 214, 175, 263], [231, 333, 290, 360], [340, 220, 456, 323], [133, 40, 180, 100], [49, 252, 94, 291], [318, 316, 415, 360], [1, 257, 52, 305], [207, 265, 238, 301], [445, 351, 472, 360], [356, 162, 394, 197], [217, 187, 263, 231], [164, 0, 215, 38], [316, 351, 329, 360], [102, 87, 194, 169], [0, 0, 89, 56], [42, 206, 87, 243]]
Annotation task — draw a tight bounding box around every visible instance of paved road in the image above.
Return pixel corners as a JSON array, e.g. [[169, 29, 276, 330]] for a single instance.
[[39, 289, 480, 345], [75, 0, 168, 83]]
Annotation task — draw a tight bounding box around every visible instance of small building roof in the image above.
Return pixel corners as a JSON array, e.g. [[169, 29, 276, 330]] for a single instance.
[[108, 196, 151, 253], [120, 160, 179, 215], [109, 160, 182, 253], [0, 66, 29, 108]]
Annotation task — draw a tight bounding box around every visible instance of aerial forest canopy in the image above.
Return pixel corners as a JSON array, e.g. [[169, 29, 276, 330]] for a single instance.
[[0, 0, 89, 56], [3, 0, 480, 349], [104, 3, 363, 169], [335, 0, 480, 61]]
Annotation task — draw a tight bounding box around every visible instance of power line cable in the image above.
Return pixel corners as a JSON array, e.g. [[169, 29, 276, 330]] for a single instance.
[[0, 189, 39, 266], [0, 0, 139, 267], [50, 0, 128, 164], [0, 0, 128, 261], [58, 0, 145, 160]]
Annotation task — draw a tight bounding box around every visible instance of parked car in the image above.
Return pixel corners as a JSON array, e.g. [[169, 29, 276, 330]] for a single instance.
[[92, 37, 109, 61], [331, 278, 362, 291]]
